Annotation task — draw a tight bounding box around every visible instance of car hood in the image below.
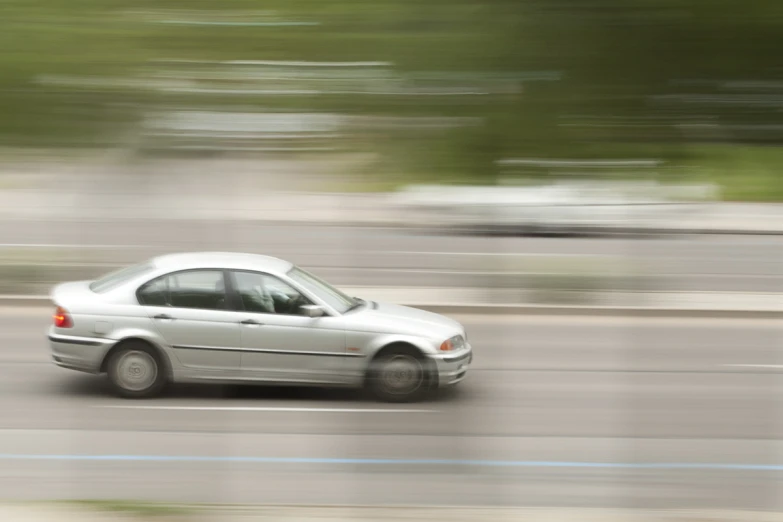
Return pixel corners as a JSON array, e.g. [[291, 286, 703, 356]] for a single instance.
[[344, 300, 464, 339]]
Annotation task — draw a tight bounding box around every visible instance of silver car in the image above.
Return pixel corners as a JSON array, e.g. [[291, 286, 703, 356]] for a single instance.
[[48, 252, 472, 402]]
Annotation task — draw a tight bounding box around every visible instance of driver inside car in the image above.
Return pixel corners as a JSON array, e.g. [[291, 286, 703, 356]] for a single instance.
[[248, 283, 276, 314]]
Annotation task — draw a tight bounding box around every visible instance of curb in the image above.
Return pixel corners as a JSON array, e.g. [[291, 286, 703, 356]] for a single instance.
[[2, 296, 781, 318]]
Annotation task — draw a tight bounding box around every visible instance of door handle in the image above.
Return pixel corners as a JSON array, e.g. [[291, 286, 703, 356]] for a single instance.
[[240, 319, 263, 326], [153, 314, 175, 321]]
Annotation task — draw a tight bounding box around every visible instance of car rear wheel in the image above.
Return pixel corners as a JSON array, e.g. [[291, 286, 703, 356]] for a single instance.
[[106, 342, 167, 399], [367, 346, 431, 403]]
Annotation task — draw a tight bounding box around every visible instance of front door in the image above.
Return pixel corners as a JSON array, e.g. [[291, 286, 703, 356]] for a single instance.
[[138, 269, 242, 372], [229, 270, 348, 383]]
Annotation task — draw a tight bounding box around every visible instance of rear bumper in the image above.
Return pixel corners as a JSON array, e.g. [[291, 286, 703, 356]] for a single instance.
[[48, 329, 114, 374], [429, 344, 473, 387]]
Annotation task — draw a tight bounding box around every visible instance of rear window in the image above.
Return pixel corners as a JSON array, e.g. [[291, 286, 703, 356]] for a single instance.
[[89, 262, 155, 294]]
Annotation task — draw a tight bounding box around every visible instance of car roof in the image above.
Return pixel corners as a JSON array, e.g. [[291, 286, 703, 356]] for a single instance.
[[151, 252, 294, 275]]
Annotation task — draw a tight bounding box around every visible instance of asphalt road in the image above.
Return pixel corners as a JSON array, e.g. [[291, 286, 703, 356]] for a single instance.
[[2, 309, 783, 509], [0, 221, 782, 293]]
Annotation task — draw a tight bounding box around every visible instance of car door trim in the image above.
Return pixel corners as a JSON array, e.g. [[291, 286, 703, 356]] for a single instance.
[[48, 333, 109, 346], [240, 347, 365, 358], [172, 344, 364, 357]]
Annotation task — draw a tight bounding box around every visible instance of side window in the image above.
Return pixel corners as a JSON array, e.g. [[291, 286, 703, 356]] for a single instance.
[[137, 276, 168, 306], [231, 271, 311, 315], [167, 270, 227, 310]]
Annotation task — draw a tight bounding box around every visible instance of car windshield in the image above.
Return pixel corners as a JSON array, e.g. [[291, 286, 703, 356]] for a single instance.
[[89, 262, 155, 293], [287, 266, 357, 314]]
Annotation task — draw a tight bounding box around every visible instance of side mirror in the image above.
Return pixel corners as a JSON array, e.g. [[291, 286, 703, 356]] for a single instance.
[[300, 304, 325, 318]]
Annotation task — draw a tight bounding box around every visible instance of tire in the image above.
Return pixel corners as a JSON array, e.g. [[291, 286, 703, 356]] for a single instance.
[[106, 341, 167, 399], [367, 346, 432, 403]]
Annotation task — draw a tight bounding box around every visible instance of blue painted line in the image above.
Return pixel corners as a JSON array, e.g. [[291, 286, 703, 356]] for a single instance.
[[0, 454, 782, 471]]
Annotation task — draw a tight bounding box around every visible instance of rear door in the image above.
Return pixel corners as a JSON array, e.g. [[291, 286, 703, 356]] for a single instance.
[[137, 269, 242, 372]]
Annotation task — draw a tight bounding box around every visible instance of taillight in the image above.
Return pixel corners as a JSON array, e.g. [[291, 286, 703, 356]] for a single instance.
[[53, 306, 73, 328]]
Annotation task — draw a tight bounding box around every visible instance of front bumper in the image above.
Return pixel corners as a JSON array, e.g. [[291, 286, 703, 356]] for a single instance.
[[48, 328, 114, 374], [429, 344, 473, 387]]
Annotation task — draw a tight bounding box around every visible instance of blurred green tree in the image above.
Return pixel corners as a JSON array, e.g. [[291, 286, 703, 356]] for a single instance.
[[0, 0, 781, 195]]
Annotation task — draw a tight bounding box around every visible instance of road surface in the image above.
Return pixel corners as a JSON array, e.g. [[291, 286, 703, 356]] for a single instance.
[[1, 309, 783, 509], [0, 221, 781, 293]]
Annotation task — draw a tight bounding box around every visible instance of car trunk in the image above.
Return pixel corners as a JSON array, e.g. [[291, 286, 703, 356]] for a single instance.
[[49, 280, 96, 310]]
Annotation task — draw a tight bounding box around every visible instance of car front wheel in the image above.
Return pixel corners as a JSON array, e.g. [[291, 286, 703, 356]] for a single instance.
[[367, 346, 431, 403], [106, 342, 167, 399]]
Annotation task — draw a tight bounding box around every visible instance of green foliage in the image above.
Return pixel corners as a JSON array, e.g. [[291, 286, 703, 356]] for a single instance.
[[62, 500, 191, 518], [0, 0, 781, 195], [684, 145, 783, 202]]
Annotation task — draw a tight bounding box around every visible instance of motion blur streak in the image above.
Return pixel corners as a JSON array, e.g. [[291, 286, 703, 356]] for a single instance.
[[4, 454, 783, 471], [1, 0, 783, 519]]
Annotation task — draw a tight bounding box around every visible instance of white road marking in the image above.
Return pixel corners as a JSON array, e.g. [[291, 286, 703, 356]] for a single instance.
[[723, 364, 783, 369], [0, 243, 141, 249], [449, 315, 783, 326], [95, 405, 439, 413], [388, 251, 605, 257]]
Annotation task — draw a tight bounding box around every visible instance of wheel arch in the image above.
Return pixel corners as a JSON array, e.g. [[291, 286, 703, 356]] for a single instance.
[[363, 340, 438, 389], [100, 336, 173, 379]]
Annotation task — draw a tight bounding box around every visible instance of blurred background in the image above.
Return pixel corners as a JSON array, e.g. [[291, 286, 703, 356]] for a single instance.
[[1, 0, 783, 519]]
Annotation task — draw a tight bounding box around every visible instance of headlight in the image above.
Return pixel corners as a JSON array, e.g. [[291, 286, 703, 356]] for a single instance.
[[440, 335, 465, 351]]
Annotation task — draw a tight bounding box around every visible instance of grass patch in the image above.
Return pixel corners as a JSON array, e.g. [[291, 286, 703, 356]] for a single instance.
[[682, 145, 783, 202], [63, 500, 192, 518]]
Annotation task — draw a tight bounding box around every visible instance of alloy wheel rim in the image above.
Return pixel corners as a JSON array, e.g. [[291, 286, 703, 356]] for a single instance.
[[115, 350, 158, 391], [380, 354, 423, 395]]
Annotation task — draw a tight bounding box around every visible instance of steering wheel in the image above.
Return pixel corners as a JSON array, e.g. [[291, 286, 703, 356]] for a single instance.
[[288, 294, 306, 314]]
